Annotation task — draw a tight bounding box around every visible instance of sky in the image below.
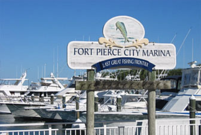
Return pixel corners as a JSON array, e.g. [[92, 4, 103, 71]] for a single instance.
[[0, 0, 201, 83]]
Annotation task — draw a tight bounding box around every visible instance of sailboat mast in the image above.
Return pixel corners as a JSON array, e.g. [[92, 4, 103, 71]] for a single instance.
[[177, 28, 192, 56], [192, 38, 194, 61], [57, 46, 59, 78], [38, 66, 39, 81], [53, 49, 55, 74], [44, 64, 46, 77]]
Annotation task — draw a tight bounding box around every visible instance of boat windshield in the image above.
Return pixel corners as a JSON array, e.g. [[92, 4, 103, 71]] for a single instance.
[[171, 78, 181, 90], [182, 68, 201, 87], [0, 80, 18, 85], [163, 79, 177, 89]]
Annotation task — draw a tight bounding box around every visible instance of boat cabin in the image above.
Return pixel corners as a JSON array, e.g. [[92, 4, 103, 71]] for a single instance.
[[0, 72, 28, 96], [162, 64, 201, 112]]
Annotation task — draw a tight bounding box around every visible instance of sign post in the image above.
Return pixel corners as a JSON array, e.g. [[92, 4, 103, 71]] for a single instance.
[[86, 69, 95, 135], [148, 71, 156, 135], [75, 80, 171, 135], [67, 15, 176, 135]]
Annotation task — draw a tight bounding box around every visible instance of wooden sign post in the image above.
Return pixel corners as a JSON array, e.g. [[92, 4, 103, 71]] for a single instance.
[[86, 69, 95, 135], [75, 70, 171, 135], [148, 71, 156, 135], [68, 15, 175, 135]]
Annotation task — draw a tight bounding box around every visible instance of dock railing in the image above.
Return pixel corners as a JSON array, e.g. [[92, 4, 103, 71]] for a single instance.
[[0, 118, 201, 135]]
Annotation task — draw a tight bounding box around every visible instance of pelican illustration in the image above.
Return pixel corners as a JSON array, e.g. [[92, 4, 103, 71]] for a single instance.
[[116, 21, 129, 43]]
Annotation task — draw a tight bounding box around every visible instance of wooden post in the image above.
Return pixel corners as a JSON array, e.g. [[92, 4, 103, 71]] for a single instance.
[[86, 69, 95, 135], [74, 73, 171, 135], [190, 95, 196, 135], [76, 95, 80, 119], [148, 71, 156, 135]]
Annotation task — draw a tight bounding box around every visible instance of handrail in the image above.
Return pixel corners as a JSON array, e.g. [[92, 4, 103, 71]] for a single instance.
[[0, 118, 201, 135]]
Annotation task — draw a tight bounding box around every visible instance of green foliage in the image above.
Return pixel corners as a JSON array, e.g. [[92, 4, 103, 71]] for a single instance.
[[101, 71, 110, 77], [130, 69, 137, 75], [167, 68, 182, 76], [116, 70, 130, 80], [140, 69, 148, 80], [101, 68, 183, 81]]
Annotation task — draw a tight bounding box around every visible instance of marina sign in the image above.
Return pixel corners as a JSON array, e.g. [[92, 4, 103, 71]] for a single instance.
[[68, 41, 176, 70], [67, 16, 176, 71]]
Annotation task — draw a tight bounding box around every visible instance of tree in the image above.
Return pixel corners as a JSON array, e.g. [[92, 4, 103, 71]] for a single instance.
[[140, 69, 149, 80], [116, 70, 130, 80], [101, 71, 110, 77], [101, 68, 183, 81], [167, 68, 182, 76]]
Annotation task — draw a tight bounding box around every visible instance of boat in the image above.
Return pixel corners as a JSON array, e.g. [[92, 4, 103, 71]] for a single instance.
[[20, 61, 201, 124], [2, 72, 68, 115], [16, 89, 148, 122], [156, 75, 181, 109], [25, 72, 68, 99], [84, 61, 201, 123], [0, 71, 28, 97], [0, 71, 28, 113], [6, 72, 118, 121], [161, 61, 201, 113], [5, 72, 87, 120], [8, 63, 200, 123]]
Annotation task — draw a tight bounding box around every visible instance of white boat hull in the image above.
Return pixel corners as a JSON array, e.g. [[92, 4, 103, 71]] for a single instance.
[[6, 103, 45, 119], [0, 103, 11, 114]]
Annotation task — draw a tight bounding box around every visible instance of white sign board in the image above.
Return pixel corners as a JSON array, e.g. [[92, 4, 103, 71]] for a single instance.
[[67, 16, 176, 71], [67, 41, 176, 70]]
